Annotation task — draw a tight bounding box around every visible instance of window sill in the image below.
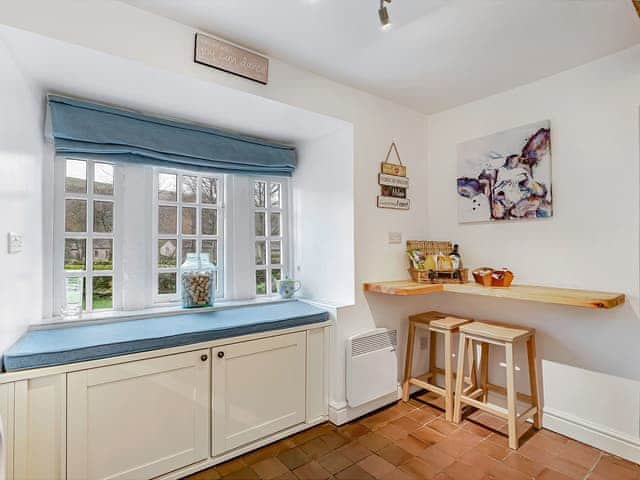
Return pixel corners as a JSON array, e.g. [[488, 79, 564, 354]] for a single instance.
[[35, 297, 297, 329]]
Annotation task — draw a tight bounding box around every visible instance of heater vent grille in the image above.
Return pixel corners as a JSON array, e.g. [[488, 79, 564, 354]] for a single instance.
[[351, 330, 397, 357]]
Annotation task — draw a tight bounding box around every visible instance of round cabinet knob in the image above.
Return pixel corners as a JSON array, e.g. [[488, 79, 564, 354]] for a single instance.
[[200, 354, 208, 362], [217, 351, 225, 359]]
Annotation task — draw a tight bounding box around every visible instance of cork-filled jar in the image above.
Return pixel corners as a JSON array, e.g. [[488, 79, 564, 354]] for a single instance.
[[181, 253, 215, 308]]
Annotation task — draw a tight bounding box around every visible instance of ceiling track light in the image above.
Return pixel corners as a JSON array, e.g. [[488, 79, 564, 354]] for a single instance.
[[378, 0, 392, 30]]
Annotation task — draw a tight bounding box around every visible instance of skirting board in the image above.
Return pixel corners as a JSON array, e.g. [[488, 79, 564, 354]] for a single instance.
[[543, 407, 640, 464], [329, 388, 402, 425]]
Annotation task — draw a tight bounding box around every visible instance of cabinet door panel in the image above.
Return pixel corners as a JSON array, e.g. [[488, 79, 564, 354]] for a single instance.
[[0, 382, 14, 480], [213, 332, 306, 455], [14, 374, 66, 480], [68, 350, 209, 480]]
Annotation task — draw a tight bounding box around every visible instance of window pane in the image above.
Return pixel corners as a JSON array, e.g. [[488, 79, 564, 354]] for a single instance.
[[158, 239, 177, 267], [93, 201, 114, 233], [65, 159, 86, 194], [270, 212, 281, 236], [255, 241, 266, 265], [201, 177, 217, 204], [182, 175, 197, 203], [271, 268, 282, 293], [158, 272, 177, 295], [94, 163, 114, 195], [182, 239, 196, 263], [64, 239, 86, 271], [92, 276, 113, 310], [270, 183, 281, 208], [254, 181, 266, 208], [93, 239, 113, 270], [201, 239, 217, 266], [158, 173, 177, 201], [64, 276, 86, 312], [182, 207, 196, 235], [270, 240, 282, 265], [158, 206, 177, 234], [65, 199, 87, 232], [256, 270, 266, 295], [255, 212, 266, 237], [201, 208, 217, 235]]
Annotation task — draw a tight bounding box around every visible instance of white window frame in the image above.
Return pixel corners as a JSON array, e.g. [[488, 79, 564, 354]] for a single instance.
[[48, 160, 293, 322], [53, 157, 122, 314], [252, 177, 290, 296], [152, 169, 225, 303]]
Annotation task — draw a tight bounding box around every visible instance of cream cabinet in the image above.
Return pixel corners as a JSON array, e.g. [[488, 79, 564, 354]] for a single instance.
[[67, 350, 210, 480], [1, 322, 329, 480], [212, 332, 306, 455]]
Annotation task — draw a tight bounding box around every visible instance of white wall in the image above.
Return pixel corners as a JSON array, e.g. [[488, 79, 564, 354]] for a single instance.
[[426, 44, 640, 461], [0, 39, 43, 359], [294, 127, 355, 306]]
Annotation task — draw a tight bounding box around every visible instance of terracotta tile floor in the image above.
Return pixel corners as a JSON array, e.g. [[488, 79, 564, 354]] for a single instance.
[[185, 393, 640, 480]]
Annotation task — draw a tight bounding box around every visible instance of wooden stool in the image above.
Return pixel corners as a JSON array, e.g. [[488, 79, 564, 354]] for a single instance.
[[402, 311, 473, 421], [453, 321, 542, 449]]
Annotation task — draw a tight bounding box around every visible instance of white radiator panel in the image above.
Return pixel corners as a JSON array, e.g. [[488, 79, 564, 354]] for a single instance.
[[346, 329, 398, 408]]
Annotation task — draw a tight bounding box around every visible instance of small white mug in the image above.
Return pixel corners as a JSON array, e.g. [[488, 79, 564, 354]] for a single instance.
[[277, 279, 301, 298]]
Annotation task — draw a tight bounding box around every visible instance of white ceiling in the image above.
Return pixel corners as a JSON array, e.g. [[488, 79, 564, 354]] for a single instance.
[[120, 0, 640, 114]]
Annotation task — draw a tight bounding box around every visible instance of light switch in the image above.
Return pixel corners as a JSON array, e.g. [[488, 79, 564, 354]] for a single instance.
[[388, 232, 402, 244], [8, 232, 23, 254]]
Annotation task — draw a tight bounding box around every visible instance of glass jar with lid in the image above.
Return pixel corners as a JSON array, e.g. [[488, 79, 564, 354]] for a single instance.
[[181, 253, 215, 308]]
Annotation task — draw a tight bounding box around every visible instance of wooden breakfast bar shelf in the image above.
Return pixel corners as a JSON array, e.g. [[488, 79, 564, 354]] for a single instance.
[[363, 280, 625, 309]]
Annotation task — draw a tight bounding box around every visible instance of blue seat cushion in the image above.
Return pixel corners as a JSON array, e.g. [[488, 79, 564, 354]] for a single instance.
[[3, 301, 328, 371]]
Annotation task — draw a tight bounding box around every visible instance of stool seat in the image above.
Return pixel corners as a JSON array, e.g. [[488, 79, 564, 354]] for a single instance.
[[408, 311, 448, 325], [459, 321, 533, 342], [431, 316, 472, 331]]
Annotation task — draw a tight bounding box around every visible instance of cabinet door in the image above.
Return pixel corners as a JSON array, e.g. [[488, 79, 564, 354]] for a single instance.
[[212, 332, 306, 456], [14, 374, 66, 480], [67, 350, 210, 480], [0, 382, 15, 480]]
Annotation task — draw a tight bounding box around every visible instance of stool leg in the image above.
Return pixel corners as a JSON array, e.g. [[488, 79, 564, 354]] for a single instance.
[[402, 322, 416, 402], [453, 333, 467, 424], [444, 330, 453, 422], [480, 342, 489, 403], [467, 338, 477, 390], [527, 335, 542, 429], [428, 328, 437, 379], [505, 342, 519, 449]]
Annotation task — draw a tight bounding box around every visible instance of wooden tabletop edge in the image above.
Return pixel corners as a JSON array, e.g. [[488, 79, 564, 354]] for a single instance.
[[362, 281, 625, 309]]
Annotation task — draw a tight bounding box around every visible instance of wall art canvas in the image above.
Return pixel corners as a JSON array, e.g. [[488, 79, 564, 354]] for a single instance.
[[457, 120, 552, 223]]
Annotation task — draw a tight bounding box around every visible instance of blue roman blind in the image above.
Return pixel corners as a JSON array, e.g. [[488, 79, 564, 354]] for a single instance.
[[47, 94, 297, 176]]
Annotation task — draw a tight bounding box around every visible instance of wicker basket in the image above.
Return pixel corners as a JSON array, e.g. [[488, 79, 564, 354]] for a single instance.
[[407, 240, 468, 284]]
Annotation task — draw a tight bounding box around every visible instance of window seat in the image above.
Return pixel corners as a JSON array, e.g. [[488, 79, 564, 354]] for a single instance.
[[2, 301, 329, 372]]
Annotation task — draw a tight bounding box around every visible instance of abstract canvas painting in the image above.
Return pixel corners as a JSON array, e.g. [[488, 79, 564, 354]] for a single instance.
[[457, 120, 552, 223]]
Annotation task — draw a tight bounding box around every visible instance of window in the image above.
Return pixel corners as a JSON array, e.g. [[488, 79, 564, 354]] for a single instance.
[[52, 159, 290, 319], [62, 159, 116, 312], [253, 179, 286, 295], [153, 171, 224, 301]]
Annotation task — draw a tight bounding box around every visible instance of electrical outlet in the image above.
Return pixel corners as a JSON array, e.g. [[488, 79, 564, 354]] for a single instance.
[[388, 232, 402, 244], [8, 232, 23, 254]]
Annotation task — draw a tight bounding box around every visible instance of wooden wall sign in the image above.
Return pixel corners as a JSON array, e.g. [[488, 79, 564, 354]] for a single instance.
[[377, 142, 410, 210], [378, 196, 410, 210], [194, 33, 269, 84]]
